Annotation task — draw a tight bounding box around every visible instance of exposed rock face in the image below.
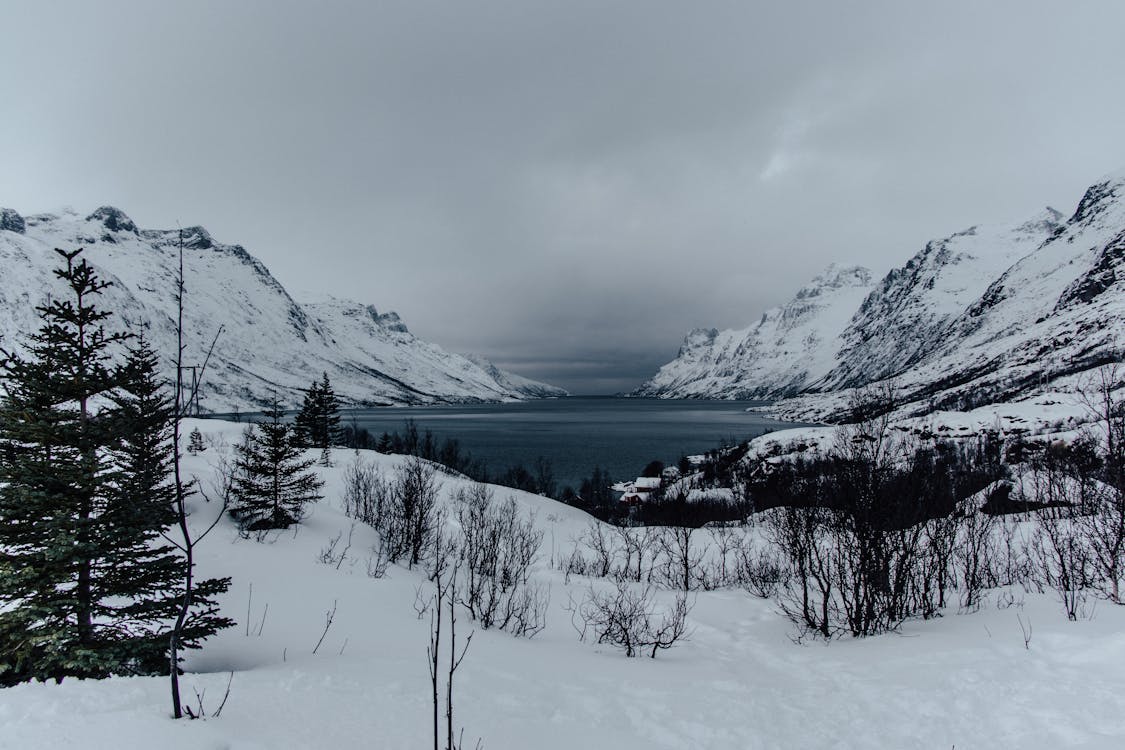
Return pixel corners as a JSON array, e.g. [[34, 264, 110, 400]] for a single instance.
[[0, 209, 567, 411], [0, 208, 24, 234]]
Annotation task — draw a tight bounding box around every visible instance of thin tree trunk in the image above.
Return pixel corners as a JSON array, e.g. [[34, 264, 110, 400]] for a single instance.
[[170, 231, 190, 719]]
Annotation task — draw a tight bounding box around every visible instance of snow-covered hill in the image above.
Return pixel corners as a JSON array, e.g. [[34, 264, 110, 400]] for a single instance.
[[0, 207, 567, 410], [638, 170, 1125, 421], [634, 264, 875, 399], [3, 420, 1123, 749]]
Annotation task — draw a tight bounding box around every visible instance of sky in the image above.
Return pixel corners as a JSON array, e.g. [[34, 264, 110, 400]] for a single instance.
[[2, 1, 1125, 394]]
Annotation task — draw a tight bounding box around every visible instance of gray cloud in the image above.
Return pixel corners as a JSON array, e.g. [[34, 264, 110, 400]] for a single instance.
[[3, 1, 1125, 393]]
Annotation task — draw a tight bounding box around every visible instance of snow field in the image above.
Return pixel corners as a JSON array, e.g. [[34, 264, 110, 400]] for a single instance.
[[2, 418, 1124, 749]]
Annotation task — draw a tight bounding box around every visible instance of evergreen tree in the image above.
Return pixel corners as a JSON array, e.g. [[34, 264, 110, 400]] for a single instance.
[[294, 371, 343, 452], [0, 248, 130, 683], [187, 427, 205, 454], [293, 378, 321, 448], [0, 249, 231, 685], [106, 338, 232, 674], [230, 399, 323, 532]]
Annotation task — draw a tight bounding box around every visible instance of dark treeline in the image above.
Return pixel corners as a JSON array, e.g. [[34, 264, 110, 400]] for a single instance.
[[346, 418, 768, 527], [344, 419, 620, 517]]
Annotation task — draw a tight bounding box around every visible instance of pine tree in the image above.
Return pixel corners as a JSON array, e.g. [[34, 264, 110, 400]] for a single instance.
[[294, 371, 343, 453], [230, 399, 324, 532], [187, 427, 205, 454], [293, 378, 321, 449], [0, 248, 131, 683], [106, 337, 231, 674], [0, 253, 232, 686]]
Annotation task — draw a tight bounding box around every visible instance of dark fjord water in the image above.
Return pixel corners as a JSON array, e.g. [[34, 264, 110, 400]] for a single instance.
[[343, 397, 797, 491]]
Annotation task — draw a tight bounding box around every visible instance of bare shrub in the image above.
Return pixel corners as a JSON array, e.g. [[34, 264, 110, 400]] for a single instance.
[[383, 458, 442, 568], [569, 581, 691, 658], [1079, 484, 1125, 603], [613, 524, 659, 583], [583, 522, 619, 578], [455, 484, 548, 637], [1032, 507, 1093, 620], [342, 456, 390, 527], [955, 510, 999, 611], [1077, 366, 1125, 603], [654, 526, 708, 591], [318, 523, 356, 570], [366, 538, 390, 579], [765, 504, 838, 639], [707, 525, 742, 588], [735, 538, 789, 599]]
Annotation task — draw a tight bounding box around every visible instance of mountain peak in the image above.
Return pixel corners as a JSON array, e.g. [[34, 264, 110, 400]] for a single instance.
[[86, 206, 138, 235], [812, 263, 872, 288], [1069, 172, 1125, 226]]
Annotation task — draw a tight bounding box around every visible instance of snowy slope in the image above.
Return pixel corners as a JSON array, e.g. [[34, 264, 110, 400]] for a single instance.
[[877, 170, 1125, 414], [817, 208, 1063, 391], [0, 207, 566, 410], [634, 264, 875, 399], [2, 419, 1124, 750], [641, 170, 1125, 422]]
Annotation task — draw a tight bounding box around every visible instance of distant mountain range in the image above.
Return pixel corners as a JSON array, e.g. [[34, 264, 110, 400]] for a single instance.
[[0, 207, 567, 411], [636, 170, 1125, 421]]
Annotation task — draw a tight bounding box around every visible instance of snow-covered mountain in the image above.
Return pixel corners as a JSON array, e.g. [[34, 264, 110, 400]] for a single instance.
[[637, 170, 1125, 420], [634, 264, 876, 399], [0, 207, 567, 410], [816, 208, 1064, 392]]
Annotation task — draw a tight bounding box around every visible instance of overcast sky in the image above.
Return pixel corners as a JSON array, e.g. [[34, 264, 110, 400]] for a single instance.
[[3, 1, 1125, 394]]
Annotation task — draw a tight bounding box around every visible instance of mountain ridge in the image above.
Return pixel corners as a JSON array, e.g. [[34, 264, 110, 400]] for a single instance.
[[0, 206, 567, 411], [636, 169, 1125, 421]]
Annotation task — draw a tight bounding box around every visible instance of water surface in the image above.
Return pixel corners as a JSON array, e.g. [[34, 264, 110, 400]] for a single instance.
[[343, 397, 797, 491]]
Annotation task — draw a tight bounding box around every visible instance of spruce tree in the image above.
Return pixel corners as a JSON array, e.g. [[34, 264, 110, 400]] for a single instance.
[[230, 399, 323, 532], [0, 252, 231, 685], [294, 377, 321, 448], [0, 248, 130, 682], [187, 427, 205, 454], [106, 337, 232, 673], [294, 371, 343, 452]]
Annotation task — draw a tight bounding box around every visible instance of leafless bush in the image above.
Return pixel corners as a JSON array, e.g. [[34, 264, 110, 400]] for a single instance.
[[765, 504, 839, 639], [383, 458, 442, 568], [455, 484, 548, 637], [1076, 368, 1125, 603], [955, 510, 1000, 611], [318, 524, 356, 570], [568, 581, 692, 658], [613, 524, 659, 583], [561, 543, 595, 582], [654, 526, 708, 591], [1031, 507, 1093, 620], [707, 525, 742, 588], [1079, 485, 1125, 603], [366, 538, 390, 579], [996, 517, 1035, 588], [415, 530, 480, 750], [342, 456, 391, 527], [735, 538, 789, 599], [583, 522, 618, 578]]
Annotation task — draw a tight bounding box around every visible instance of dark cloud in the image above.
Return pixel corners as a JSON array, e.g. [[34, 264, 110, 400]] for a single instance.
[[3, 1, 1125, 393]]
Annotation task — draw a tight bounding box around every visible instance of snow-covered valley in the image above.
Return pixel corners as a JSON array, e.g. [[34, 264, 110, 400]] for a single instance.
[[2, 418, 1123, 750]]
